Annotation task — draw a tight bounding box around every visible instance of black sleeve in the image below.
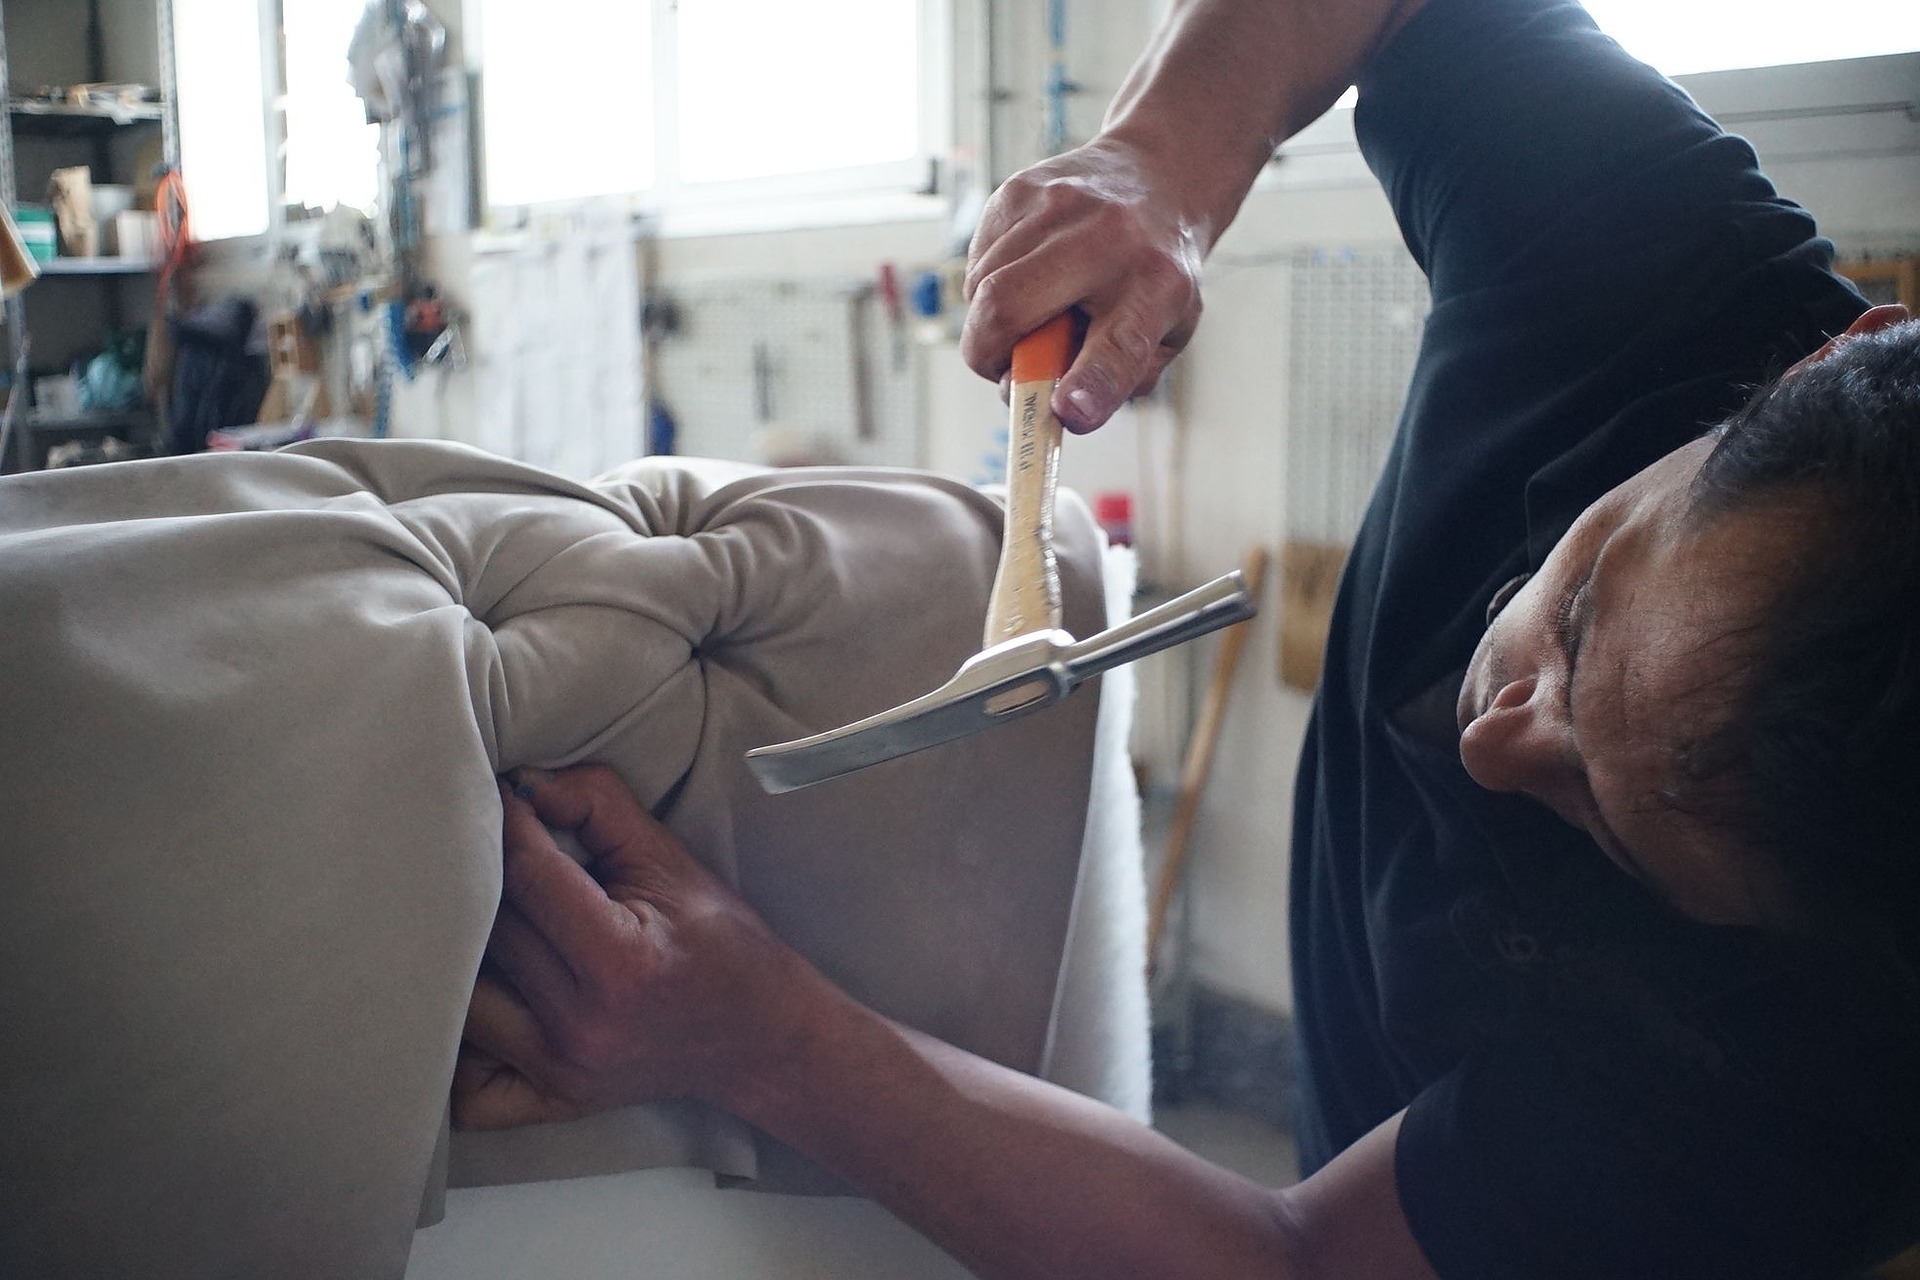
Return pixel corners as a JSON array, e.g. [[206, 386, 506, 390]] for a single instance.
[[1355, 0, 1808, 307], [1395, 962, 1920, 1279], [1332, 0, 1864, 672]]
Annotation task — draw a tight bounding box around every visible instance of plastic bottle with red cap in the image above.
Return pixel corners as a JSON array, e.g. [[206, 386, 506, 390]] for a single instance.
[[1094, 492, 1134, 547]]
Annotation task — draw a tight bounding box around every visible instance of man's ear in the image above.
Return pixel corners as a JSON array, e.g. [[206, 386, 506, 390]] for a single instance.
[[1784, 303, 1911, 378]]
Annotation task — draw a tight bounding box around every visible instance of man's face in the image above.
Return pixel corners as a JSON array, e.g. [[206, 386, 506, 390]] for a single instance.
[[1456, 435, 1800, 927]]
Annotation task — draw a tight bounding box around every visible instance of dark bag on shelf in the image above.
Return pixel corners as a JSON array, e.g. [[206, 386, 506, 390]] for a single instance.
[[167, 296, 269, 454]]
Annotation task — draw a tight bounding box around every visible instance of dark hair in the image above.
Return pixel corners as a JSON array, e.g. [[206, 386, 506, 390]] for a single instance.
[[1681, 317, 1920, 975]]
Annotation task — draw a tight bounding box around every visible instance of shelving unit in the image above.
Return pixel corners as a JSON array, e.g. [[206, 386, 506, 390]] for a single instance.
[[9, 98, 166, 128], [0, 0, 177, 473], [38, 255, 158, 275]]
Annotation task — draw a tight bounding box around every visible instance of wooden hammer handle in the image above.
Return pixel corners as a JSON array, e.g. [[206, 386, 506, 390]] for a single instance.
[[984, 315, 1076, 646]]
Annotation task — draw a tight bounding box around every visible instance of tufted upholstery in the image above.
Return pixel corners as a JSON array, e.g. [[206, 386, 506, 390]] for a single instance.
[[0, 440, 1115, 1278]]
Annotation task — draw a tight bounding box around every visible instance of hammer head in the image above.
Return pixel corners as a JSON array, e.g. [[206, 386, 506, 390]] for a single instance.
[[746, 571, 1255, 794], [745, 629, 1079, 795]]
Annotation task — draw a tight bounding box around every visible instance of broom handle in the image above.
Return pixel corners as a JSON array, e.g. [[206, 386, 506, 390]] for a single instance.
[[1147, 544, 1272, 977], [984, 314, 1077, 646]]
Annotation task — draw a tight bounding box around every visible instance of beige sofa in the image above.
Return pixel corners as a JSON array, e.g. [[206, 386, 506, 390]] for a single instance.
[[0, 441, 1148, 1278]]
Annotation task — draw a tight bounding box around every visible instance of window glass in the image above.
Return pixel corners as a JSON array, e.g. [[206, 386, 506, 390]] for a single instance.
[[675, 0, 921, 184], [1583, 0, 1920, 75], [174, 0, 270, 239], [480, 0, 653, 206], [282, 0, 379, 215]]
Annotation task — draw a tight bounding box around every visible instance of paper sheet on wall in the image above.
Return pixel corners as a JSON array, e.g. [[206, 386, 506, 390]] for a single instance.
[[468, 202, 644, 478]]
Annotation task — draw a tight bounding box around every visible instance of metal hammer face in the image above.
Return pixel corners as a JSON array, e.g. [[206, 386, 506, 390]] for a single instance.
[[745, 571, 1255, 794]]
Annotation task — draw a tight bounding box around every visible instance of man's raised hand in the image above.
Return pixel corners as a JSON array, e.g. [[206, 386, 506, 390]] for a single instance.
[[960, 135, 1206, 433]]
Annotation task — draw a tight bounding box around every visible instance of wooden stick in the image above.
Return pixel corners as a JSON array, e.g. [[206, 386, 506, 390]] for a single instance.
[[983, 314, 1076, 645], [1146, 543, 1272, 977]]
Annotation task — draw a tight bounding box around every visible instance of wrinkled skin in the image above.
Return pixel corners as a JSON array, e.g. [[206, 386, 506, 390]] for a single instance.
[[455, 768, 822, 1130], [960, 136, 1207, 432]]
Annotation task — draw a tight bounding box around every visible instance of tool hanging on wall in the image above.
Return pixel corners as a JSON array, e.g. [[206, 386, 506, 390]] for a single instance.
[[746, 316, 1257, 793], [1146, 543, 1272, 977], [752, 340, 775, 424], [143, 167, 194, 425], [1044, 0, 1081, 154], [348, 0, 463, 401], [349, 0, 444, 285], [878, 263, 908, 372], [847, 284, 877, 441], [638, 226, 679, 455], [391, 285, 466, 377]]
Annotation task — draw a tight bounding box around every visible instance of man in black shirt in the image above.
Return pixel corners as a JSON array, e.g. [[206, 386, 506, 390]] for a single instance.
[[456, 0, 1920, 1274]]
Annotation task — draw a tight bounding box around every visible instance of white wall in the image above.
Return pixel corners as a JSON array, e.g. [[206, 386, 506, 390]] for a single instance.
[[202, 1, 1918, 1016], [480, 6, 1920, 1016]]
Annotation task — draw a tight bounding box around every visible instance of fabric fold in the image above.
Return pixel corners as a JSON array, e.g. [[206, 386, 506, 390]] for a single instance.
[[1, 441, 1109, 1277]]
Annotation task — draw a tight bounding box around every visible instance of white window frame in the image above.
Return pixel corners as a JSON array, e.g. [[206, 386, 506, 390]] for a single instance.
[[1262, 50, 1920, 194], [476, 0, 953, 238]]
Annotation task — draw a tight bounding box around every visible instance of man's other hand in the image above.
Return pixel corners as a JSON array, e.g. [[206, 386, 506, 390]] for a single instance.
[[453, 765, 822, 1130], [960, 135, 1206, 433]]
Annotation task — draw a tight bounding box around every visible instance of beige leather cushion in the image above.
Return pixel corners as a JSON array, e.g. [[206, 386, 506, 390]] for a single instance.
[[0, 441, 1104, 1279]]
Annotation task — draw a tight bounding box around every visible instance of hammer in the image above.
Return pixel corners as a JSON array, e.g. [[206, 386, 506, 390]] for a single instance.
[[746, 315, 1256, 794]]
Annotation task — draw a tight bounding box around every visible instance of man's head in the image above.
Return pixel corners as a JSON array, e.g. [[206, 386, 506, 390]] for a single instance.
[[1456, 305, 1919, 965]]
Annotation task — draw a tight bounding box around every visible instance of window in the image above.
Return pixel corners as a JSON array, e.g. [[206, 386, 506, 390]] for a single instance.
[[478, 0, 946, 228], [1583, 0, 1920, 76], [478, 0, 653, 206], [281, 0, 380, 217], [1280, 0, 1918, 187], [174, 0, 380, 241], [174, 0, 270, 240], [673, 0, 923, 185], [178, 0, 944, 240]]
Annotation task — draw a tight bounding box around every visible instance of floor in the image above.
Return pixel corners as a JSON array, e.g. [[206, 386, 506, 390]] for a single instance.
[[408, 1103, 1302, 1279], [407, 1102, 1299, 1279]]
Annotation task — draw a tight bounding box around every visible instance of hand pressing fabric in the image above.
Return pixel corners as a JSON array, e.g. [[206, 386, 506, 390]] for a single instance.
[[454, 769, 1428, 1280], [453, 766, 830, 1130]]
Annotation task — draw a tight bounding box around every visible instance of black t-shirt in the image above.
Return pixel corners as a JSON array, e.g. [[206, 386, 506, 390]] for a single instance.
[[1288, 0, 1920, 1274]]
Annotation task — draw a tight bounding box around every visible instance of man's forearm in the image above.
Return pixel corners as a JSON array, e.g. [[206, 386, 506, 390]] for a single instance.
[[727, 975, 1307, 1280], [467, 769, 1438, 1280], [1101, 0, 1428, 253]]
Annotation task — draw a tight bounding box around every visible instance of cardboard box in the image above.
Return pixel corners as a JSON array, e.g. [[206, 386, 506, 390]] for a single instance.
[[109, 211, 161, 262]]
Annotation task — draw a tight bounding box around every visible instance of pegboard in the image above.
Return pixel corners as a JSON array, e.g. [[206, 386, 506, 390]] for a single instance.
[[1284, 247, 1431, 544], [651, 277, 917, 469], [1277, 245, 1431, 690]]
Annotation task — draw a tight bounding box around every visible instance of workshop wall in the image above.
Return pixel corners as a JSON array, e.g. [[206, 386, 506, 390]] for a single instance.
[[634, 22, 1920, 1020], [447, 0, 1920, 1017], [623, 3, 1440, 1018], [191, 0, 1920, 1019]]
